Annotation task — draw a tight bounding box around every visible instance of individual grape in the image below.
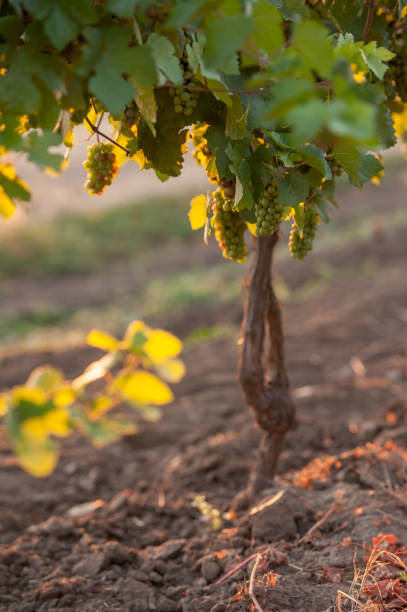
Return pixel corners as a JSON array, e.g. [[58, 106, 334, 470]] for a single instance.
[[83, 143, 119, 196], [255, 180, 283, 236], [289, 207, 318, 260], [212, 189, 247, 263]]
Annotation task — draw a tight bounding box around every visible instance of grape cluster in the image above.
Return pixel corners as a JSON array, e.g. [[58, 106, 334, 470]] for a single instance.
[[289, 207, 318, 260], [169, 59, 199, 117], [255, 181, 283, 236], [84, 143, 118, 196], [212, 189, 247, 263]]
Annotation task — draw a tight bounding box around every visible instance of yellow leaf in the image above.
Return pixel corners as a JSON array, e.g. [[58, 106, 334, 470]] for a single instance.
[[0, 186, 15, 218], [188, 194, 207, 230], [115, 371, 174, 405], [247, 222, 257, 236], [392, 105, 407, 138], [114, 133, 130, 167], [84, 106, 100, 133], [21, 417, 48, 439], [0, 395, 6, 416], [156, 358, 186, 383], [90, 395, 115, 418], [87, 329, 120, 352], [54, 386, 76, 408], [144, 329, 182, 363], [131, 148, 146, 170], [18, 442, 58, 477], [43, 408, 71, 437], [13, 387, 46, 406]]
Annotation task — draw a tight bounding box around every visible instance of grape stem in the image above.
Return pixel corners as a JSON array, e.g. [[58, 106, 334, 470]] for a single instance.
[[84, 116, 131, 155]]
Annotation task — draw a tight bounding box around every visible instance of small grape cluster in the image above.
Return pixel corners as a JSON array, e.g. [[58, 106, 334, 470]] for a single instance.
[[255, 181, 283, 236], [169, 60, 199, 117], [212, 189, 247, 263], [84, 143, 118, 196], [289, 207, 318, 260]]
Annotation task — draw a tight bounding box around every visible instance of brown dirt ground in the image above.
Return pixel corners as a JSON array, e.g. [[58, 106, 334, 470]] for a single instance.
[[0, 171, 407, 611]]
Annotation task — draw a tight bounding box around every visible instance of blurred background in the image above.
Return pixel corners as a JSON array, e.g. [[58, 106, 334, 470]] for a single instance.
[[1, 131, 406, 366]]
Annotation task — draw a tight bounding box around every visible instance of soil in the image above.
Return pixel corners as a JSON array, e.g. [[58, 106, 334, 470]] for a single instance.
[[0, 171, 407, 611]]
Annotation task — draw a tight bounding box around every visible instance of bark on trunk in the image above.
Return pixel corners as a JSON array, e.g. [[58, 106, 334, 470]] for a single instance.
[[238, 234, 296, 498]]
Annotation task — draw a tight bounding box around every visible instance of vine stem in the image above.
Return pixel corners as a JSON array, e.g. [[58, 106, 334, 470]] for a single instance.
[[362, 0, 376, 42], [84, 116, 131, 155]]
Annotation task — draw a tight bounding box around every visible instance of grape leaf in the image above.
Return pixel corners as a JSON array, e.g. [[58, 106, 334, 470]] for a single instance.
[[204, 15, 254, 70], [44, 5, 79, 51], [147, 33, 183, 85], [293, 20, 334, 78], [252, 0, 284, 56], [90, 56, 135, 115], [276, 171, 309, 207]]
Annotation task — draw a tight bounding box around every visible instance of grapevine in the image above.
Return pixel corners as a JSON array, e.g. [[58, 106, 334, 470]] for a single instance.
[[84, 143, 119, 196], [0, 0, 406, 487]]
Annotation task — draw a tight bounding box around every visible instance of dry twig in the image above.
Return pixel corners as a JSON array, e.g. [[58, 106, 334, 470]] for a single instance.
[[249, 554, 265, 612]]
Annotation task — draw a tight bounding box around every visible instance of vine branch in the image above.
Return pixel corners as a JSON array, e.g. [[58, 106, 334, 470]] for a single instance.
[[84, 116, 131, 155], [362, 0, 376, 42]]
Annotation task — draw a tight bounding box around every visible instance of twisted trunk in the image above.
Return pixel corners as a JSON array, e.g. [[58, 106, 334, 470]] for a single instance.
[[238, 235, 296, 498]]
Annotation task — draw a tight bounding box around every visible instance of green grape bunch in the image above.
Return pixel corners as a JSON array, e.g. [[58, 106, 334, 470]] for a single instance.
[[169, 56, 199, 117], [289, 206, 319, 260], [255, 181, 284, 236], [212, 188, 247, 263], [84, 143, 119, 196]]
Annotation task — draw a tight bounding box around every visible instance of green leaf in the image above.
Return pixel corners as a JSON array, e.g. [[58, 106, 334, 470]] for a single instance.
[[44, 5, 79, 51], [276, 171, 309, 207], [356, 153, 383, 187], [252, 0, 284, 56], [225, 95, 247, 140], [89, 56, 135, 115], [25, 131, 64, 172], [266, 77, 315, 120], [313, 195, 331, 223], [106, 0, 138, 18], [281, 0, 310, 20], [167, 0, 206, 27], [126, 45, 158, 87], [331, 140, 361, 185], [138, 90, 187, 176], [293, 20, 335, 78], [0, 164, 30, 202], [204, 15, 254, 70], [147, 33, 183, 85], [301, 145, 332, 180], [362, 41, 395, 80]]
